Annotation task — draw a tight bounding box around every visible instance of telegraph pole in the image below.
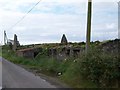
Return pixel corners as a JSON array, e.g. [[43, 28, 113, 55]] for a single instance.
[[86, 0, 92, 54], [118, 1, 120, 88]]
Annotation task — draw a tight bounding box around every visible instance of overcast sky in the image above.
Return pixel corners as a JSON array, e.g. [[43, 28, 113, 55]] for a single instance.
[[0, 0, 119, 45]]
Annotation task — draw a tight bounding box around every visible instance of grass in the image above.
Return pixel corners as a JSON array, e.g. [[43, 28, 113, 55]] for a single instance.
[[0, 46, 2, 56], [1, 45, 119, 88], [2, 46, 97, 88]]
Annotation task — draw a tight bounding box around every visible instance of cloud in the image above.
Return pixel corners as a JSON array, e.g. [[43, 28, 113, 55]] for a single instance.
[[106, 23, 116, 29], [12, 27, 27, 32], [0, 0, 118, 45]]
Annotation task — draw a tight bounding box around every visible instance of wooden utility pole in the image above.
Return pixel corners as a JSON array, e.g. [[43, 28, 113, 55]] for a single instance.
[[118, 1, 120, 88], [86, 0, 92, 53]]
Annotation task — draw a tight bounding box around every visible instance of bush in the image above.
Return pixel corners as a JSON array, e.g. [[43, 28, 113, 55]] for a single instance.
[[79, 48, 119, 87], [2, 45, 119, 88]]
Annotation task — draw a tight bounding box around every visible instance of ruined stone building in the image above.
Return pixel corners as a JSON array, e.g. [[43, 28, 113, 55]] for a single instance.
[[61, 34, 68, 44], [13, 34, 20, 51], [16, 48, 42, 59], [6, 34, 20, 50]]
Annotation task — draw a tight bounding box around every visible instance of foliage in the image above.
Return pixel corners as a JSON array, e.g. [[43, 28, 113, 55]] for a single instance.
[[78, 48, 119, 87], [0, 46, 2, 56], [61, 61, 97, 88], [2, 43, 119, 88]]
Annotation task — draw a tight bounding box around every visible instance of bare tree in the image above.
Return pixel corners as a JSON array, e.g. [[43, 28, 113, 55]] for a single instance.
[[86, 0, 92, 53]]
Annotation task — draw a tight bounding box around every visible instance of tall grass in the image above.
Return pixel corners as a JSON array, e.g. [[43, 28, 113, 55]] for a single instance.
[[2, 45, 119, 88]]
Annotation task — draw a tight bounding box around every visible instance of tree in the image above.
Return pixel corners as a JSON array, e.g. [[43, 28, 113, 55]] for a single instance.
[[86, 0, 92, 53]]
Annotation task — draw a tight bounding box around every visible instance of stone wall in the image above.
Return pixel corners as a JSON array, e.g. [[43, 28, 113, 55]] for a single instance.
[[16, 47, 42, 59], [99, 39, 120, 54], [47, 47, 85, 60], [16, 39, 120, 60], [47, 39, 119, 60]]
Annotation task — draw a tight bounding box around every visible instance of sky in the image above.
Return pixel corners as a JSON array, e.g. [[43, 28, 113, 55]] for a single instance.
[[0, 0, 119, 45]]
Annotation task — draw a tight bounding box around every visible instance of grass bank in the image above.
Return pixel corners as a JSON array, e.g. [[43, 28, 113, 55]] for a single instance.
[[0, 46, 2, 56], [2, 45, 119, 88]]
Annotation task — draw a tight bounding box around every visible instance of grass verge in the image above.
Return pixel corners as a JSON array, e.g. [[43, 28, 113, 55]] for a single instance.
[[2, 45, 119, 88]]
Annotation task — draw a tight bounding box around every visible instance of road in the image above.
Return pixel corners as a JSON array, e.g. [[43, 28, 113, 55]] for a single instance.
[[1, 57, 57, 88], [0, 57, 2, 89]]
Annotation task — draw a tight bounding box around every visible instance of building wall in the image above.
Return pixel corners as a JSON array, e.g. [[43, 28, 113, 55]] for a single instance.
[[17, 51, 23, 57], [17, 50, 34, 59], [23, 51, 34, 59]]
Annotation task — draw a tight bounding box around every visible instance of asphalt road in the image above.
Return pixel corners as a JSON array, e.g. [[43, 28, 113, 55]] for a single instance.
[[1, 57, 57, 88], [0, 57, 2, 89]]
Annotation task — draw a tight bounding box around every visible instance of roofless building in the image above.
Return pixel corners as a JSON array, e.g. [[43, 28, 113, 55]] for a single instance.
[[61, 34, 68, 44]]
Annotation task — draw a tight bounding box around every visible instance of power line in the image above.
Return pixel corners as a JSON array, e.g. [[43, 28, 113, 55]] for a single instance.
[[8, 0, 42, 30]]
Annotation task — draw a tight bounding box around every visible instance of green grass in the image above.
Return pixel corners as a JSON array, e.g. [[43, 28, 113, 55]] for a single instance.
[[2, 45, 119, 88], [2, 47, 97, 88], [0, 46, 2, 56]]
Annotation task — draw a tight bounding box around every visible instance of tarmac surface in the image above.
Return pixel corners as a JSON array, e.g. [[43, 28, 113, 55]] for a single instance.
[[1, 57, 56, 88], [0, 57, 2, 89]]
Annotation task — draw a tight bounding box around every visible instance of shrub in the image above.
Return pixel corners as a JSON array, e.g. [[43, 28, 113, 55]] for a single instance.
[[60, 59, 97, 88], [79, 48, 119, 87], [2, 45, 119, 88]]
